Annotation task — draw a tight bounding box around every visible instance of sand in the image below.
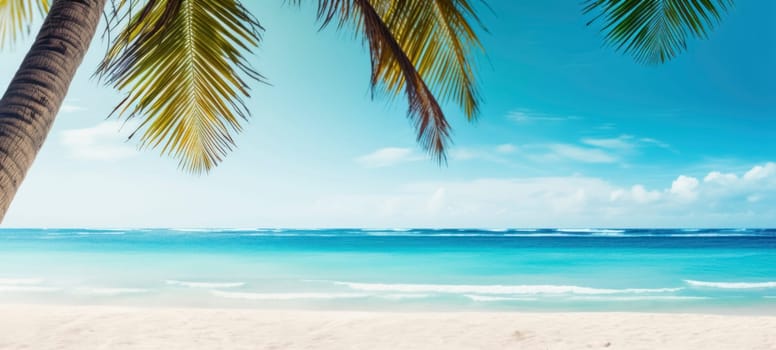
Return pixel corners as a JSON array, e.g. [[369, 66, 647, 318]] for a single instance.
[[0, 304, 774, 349]]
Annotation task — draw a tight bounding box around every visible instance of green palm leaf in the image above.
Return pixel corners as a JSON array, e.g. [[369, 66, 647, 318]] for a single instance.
[[97, 0, 263, 173], [584, 0, 733, 64], [303, 0, 485, 163], [0, 0, 49, 47]]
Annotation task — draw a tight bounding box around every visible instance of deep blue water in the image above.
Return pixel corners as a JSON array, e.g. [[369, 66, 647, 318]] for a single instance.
[[0, 228, 774, 313]]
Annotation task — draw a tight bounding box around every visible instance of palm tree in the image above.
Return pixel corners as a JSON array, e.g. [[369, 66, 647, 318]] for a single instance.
[[0, 0, 732, 222]]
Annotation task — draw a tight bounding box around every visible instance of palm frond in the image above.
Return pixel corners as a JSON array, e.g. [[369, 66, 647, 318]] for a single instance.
[[378, 0, 484, 119], [584, 0, 733, 64], [0, 0, 49, 47], [299, 0, 486, 163], [96, 0, 263, 173]]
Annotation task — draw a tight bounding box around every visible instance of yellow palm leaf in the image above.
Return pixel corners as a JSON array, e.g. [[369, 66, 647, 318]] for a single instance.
[[0, 0, 49, 47], [96, 0, 263, 173], [302, 0, 486, 163]]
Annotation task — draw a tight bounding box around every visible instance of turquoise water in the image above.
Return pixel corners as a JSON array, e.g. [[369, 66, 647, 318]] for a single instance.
[[0, 228, 774, 313]]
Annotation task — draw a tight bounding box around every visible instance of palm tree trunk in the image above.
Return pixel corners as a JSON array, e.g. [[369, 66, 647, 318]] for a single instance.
[[0, 0, 106, 221]]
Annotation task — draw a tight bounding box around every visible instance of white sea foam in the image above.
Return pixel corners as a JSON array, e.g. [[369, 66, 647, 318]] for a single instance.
[[379, 294, 431, 300], [465, 295, 537, 302], [363, 231, 421, 236], [211, 291, 368, 300], [685, 280, 776, 289], [556, 228, 591, 233], [678, 233, 750, 237], [0, 286, 60, 293], [73, 287, 149, 296], [427, 234, 497, 237], [166, 280, 245, 288], [240, 233, 337, 237], [0, 278, 42, 285], [504, 233, 574, 237], [356, 228, 411, 232], [331, 282, 681, 295], [75, 231, 126, 235], [169, 228, 212, 232], [241, 233, 298, 237], [570, 296, 710, 301], [557, 229, 625, 234]]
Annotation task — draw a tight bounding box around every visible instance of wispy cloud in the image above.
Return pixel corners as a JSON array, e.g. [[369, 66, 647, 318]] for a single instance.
[[360, 144, 519, 166], [542, 144, 618, 163], [60, 99, 86, 113], [449, 134, 669, 166], [448, 145, 518, 164], [356, 147, 423, 168], [582, 135, 671, 151], [450, 148, 479, 161], [595, 123, 617, 131], [495, 144, 518, 154], [507, 109, 581, 123], [61, 121, 137, 161], [638, 137, 672, 150], [581, 135, 636, 150]]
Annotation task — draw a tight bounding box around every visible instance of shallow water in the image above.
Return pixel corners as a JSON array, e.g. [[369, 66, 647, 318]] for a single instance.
[[0, 228, 774, 313]]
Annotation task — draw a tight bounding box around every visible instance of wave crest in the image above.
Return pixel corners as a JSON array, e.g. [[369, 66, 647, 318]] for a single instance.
[[0, 278, 42, 285], [166, 280, 245, 288], [211, 291, 367, 300], [73, 287, 149, 296], [331, 281, 681, 295], [685, 280, 776, 289]]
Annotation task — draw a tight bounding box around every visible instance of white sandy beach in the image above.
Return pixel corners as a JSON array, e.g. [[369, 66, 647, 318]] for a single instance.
[[1, 305, 774, 349]]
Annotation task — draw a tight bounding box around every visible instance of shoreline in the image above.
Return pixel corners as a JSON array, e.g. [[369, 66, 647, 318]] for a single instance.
[[2, 304, 775, 349]]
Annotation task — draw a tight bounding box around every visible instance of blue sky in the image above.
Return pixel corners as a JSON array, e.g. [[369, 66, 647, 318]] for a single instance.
[[1, 1, 774, 228]]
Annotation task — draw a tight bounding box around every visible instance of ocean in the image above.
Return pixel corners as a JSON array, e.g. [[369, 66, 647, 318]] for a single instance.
[[1, 228, 774, 313]]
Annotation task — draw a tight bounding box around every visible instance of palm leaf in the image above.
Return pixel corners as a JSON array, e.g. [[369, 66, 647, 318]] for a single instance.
[[584, 0, 733, 64], [299, 0, 486, 163], [96, 0, 263, 173], [0, 0, 49, 47]]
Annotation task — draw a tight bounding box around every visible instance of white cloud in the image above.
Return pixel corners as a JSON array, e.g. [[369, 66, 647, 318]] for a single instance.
[[495, 144, 518, 154], [582, 135, 671, 152], [450, 148, 478, 161], [610, 185, 662, 204], [744, 163, 776, 181], [448, 146, 514, 164], [596, 123, 617, 130], [10, 158, 776, 228], [60, 99, 86, 113], [60, 121, 137, 161], [581, 135, 635, 150], [670, 175, 700, 201], [60, 104, 86, 113], [544, 144, 618, 163], [507, 109, 580, 123], [747, 194, 762, 203], [704, 171, 738, 184], [495, 134, 668, 165], [427, 187, 447, 214], [356, 147, 422, 168], [639, 137, 671, 149], [302, 162, 776, 228]]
